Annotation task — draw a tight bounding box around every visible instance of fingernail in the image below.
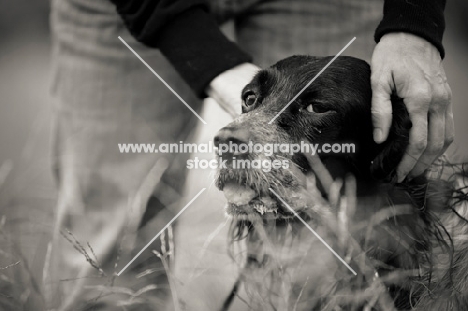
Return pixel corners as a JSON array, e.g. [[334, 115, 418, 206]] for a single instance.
[[373, 128, 383, 143]]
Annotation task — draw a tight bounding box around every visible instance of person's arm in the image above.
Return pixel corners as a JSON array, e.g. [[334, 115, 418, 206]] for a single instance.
[[371, 0, 453, 182], [109, 0, 253, 98]]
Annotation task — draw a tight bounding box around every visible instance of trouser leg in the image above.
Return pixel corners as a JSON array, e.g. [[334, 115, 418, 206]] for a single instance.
[[46, 0, 203, 309]]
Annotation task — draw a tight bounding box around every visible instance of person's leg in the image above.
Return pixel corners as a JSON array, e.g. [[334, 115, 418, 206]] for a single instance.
[[45, 0, 203, 309]]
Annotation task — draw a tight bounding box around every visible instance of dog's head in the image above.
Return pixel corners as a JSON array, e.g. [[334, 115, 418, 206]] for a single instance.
[[215, 56, 411, 219]]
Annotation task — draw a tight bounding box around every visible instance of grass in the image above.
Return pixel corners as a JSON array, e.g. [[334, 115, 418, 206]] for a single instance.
[[223, 158, 468, 311], [1, 158, 468, 311]]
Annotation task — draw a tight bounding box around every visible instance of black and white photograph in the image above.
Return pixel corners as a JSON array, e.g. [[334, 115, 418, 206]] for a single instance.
[[1, 0, 468, 310]]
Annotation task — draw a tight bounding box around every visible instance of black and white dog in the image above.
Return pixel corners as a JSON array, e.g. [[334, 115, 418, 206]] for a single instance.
[[214, 56, 468, 310]]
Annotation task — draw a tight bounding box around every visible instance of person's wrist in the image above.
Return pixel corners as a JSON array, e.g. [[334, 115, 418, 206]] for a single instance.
[[206, 63, 260, 116], [206, 62, 259, 95], [379, 32, 441, 60]]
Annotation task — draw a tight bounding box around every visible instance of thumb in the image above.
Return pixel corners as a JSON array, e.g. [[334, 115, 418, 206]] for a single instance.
[[371, 76, 393, 143]]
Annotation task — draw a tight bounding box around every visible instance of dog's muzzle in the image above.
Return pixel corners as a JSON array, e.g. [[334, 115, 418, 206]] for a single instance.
[[214, 124, 309, 219]]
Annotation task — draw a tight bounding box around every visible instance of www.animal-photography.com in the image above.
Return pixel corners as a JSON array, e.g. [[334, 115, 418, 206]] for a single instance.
[[1, 1, 468, 310]]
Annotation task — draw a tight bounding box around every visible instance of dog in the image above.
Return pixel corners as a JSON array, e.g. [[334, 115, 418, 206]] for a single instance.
[[214, 56, 468, 310]]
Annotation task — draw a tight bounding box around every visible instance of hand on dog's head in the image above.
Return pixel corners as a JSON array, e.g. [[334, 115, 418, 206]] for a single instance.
[[215, 56, 414, 217], [242, 55, 411, 182]]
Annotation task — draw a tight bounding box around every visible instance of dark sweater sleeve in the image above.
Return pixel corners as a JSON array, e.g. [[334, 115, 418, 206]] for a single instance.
[[109, 0, 252, 97], [375, 0, 446, 58]]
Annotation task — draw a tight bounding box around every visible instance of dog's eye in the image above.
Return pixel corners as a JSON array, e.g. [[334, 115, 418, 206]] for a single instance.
[[306, 103, 330, 113], [242, 91, 260, 112], [244, 94, 257, 107]]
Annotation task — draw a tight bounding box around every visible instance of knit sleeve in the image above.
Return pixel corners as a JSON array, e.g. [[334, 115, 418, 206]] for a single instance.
[[375, 0, 446, 58], [110, 0, 252, 97]]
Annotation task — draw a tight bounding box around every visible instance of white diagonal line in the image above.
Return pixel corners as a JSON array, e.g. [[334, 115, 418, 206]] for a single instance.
[[118, 36, 207, 125], [117, 188, 206, 276], [268, 37, 356, 124], [268, 188, 357, 275]]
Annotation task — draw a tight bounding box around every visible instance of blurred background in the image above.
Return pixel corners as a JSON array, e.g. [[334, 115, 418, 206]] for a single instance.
[[0, 0, 467, 309], [0, 1, 53, 308]]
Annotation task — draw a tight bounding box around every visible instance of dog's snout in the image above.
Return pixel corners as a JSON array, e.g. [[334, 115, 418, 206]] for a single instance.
[[214, 126, 250, 147], [214, 126, 251, 155]]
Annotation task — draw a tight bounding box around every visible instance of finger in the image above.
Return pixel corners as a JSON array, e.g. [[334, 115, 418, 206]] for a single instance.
[[396, 104, 429, 182], [409, 109, 445, 178], [371, 75, 393, 143], [442, 86, 455, 153], [410, 80, 452, 178]]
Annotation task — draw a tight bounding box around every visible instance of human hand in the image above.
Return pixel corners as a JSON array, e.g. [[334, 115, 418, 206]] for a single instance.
[[371, 32, 454, 182], [206, 62, 260, 117]]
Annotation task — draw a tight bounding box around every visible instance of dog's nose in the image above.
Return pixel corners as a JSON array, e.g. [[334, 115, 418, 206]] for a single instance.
[[214, 126, 251, 155]]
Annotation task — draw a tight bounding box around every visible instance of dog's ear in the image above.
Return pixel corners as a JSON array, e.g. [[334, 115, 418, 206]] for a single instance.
[[370, 96, 411, 182]]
